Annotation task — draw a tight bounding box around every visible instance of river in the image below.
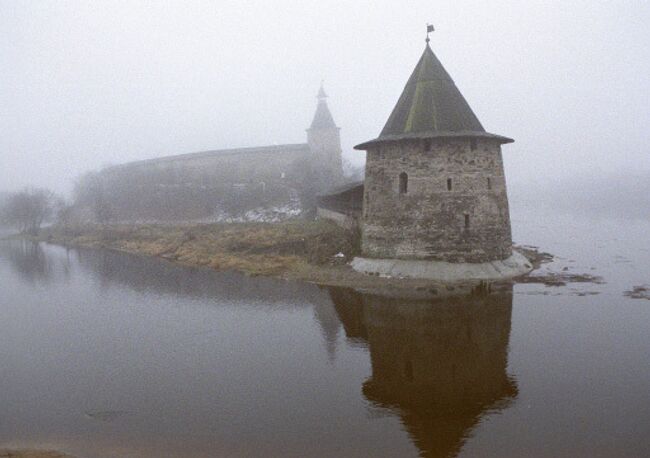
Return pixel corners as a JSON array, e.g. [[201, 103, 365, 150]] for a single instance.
[[0, 210, 649, 457]]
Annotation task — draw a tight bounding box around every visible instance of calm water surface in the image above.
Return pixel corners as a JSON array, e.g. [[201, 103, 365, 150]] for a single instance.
[[0, 212, 649, 457]]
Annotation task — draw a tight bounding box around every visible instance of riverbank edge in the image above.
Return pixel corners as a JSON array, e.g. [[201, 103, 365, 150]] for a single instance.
[[6, 221, 546, 295]]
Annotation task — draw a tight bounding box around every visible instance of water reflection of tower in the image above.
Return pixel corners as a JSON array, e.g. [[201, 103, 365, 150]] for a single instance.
[[311, 297, 342, 363], [329, 288, 518, 458]]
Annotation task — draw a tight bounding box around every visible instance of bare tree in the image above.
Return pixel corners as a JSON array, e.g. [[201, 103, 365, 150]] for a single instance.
[[53, 196, 73, 227], [1, 188, 55, 235]]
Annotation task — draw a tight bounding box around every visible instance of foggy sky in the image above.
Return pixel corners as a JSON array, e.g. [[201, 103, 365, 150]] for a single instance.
[[1, 0, 649, 196]]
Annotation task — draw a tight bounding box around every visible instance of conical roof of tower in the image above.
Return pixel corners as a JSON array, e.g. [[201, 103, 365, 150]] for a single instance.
[[309, 85, 338, 130], [355, 44, 512, 149]]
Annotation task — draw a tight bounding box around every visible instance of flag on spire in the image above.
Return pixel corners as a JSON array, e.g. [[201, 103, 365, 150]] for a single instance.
[[426, 24, 434, 43]]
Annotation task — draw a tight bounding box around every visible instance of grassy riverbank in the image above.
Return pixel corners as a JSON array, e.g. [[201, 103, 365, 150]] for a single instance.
[[39, 220, 360, 277], [31, 221, 496, 294], [19, 220, 568, 295]]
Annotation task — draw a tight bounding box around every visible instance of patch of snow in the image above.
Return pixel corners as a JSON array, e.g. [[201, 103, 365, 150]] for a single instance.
[[205, 194, 303, 223]]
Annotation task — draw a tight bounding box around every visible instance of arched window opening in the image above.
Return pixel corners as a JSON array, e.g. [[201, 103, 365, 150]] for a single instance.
[[464, 214, 471, 229], [447, 178, 453, 191], [399, 172, 408, 194]]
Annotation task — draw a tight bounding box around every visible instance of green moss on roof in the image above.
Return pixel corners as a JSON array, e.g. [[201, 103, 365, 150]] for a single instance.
[[382, 44, 485, 136], [355, 43, 514, 150]]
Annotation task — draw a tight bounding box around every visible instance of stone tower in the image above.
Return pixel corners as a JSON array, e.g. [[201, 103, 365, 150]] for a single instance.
[[354, 40, 516, 265], [307, 84, 344, 185]]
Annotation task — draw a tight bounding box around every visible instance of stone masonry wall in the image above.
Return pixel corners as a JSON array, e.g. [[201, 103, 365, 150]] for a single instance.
[[361, 138, 512, 263]]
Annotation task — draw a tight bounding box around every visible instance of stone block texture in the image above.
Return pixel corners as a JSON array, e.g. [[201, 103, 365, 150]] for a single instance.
[[361, 138, 512, 263]]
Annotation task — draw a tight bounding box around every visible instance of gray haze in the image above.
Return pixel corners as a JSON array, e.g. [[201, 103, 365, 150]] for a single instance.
[[1, 0, 649, 197]]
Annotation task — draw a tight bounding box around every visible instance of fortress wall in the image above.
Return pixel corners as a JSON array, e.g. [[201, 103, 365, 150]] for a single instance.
[[95, 145, 312, 220], [316, 207, 358, 230], [361, 138, 512, 263], [106, 145, 310, 188]]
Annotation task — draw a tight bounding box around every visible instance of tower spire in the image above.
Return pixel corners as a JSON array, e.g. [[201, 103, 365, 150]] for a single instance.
[[310, 82, 336, 129], [355, 34, 514, 149], [317, 80, 328, 100]]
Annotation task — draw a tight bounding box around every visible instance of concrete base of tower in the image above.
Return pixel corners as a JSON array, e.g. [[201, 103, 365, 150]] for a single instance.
[[350, 250, 533, 282]]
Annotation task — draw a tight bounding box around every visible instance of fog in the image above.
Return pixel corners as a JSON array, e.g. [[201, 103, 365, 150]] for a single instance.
[[1, 0, 649, 199]]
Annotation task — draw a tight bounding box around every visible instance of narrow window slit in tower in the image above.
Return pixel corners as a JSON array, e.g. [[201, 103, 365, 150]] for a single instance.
[[470, 139, 478, 151], [399, 172, 408, 194], [487, 177, 492, 190], [464, 214, 470, 229], [424, 139, 432, 151], [447, 178, 453, 191]]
